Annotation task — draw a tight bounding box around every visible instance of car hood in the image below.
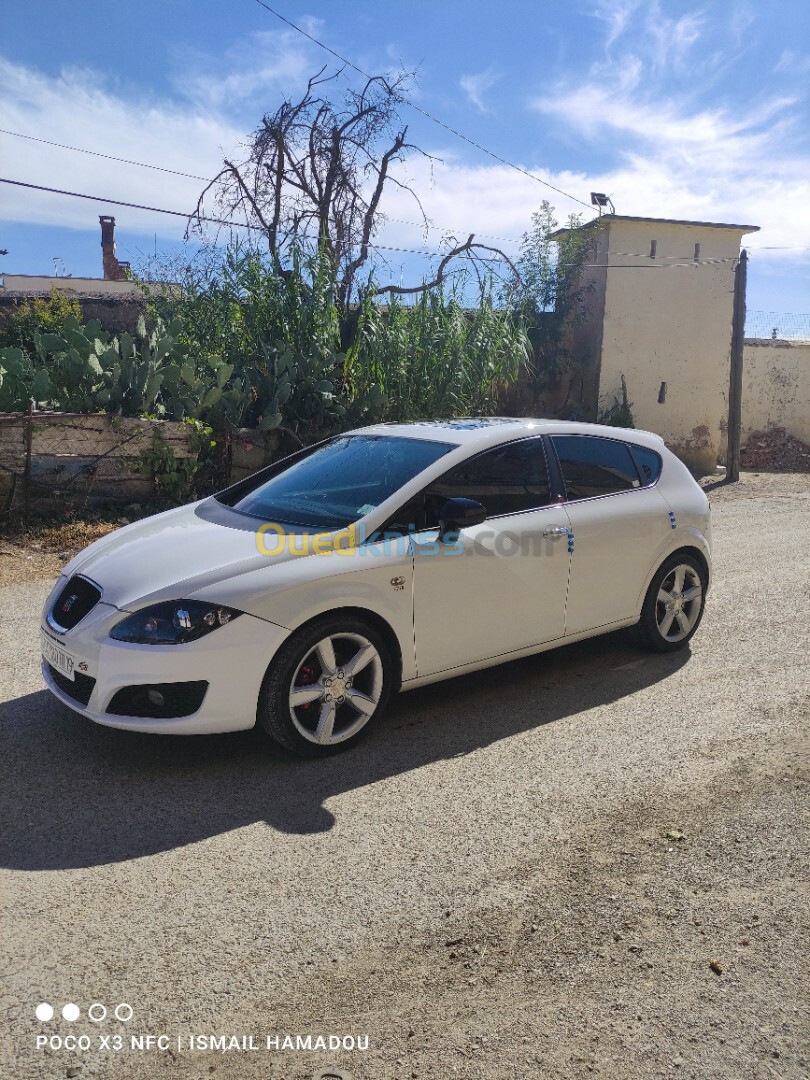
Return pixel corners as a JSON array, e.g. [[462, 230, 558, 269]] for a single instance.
[[61, 499, 314, 611]]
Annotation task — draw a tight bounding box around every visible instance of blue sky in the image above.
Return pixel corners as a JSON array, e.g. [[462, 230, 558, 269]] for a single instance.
[[2, 0, 808, 322]]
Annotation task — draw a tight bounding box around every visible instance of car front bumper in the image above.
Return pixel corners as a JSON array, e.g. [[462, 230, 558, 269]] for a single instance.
[[40, 595, 291, 734]]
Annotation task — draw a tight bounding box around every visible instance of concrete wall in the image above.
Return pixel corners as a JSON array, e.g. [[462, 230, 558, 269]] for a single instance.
[[596, 218, 753, 473], [0, 275, 143, 296], [741, 339, 810, 445]]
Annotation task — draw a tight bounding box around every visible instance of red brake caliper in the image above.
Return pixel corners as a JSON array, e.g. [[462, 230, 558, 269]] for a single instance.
[[294, 663, 318, 711]]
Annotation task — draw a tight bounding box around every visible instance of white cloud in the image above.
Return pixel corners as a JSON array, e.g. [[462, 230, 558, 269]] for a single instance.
[[521, 4, 810, 257], [532, 83, 797, 159], [380, 153, 587, 260], [0, 56, 246, 240], [459, 66, 500, 112], [729, 2, 757, 46], [774, 49, 810, 76], [592, 0, 643, 54], [642, 7, 704, 73], [0, 24, 319, 245], [173, 26, 316, 112], [375, 126, 809, 298], [592, 0, 703, 73]]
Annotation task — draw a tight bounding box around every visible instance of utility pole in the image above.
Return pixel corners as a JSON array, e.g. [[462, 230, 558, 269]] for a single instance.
[[726, 248, 747, 483]]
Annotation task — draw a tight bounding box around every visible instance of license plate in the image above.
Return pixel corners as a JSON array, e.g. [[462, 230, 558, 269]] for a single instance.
[[41, 631, 75, 681]]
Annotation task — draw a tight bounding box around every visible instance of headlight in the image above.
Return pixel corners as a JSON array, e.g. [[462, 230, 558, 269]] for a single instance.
[[110, 601, 242, 645]]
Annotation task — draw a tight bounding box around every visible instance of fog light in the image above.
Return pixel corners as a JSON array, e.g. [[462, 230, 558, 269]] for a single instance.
[[146, 688, 165, 707]]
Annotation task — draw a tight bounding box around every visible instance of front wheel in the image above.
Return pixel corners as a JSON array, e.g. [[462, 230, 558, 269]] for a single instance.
[[257, 615, 393, 756], [633, 553, 707, 653]]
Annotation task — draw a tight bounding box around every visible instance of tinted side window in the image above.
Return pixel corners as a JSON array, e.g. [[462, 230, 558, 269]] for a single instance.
[[422, 439, 552, 525], [629, 444, 663, 486], [552, 435, 640, 500]]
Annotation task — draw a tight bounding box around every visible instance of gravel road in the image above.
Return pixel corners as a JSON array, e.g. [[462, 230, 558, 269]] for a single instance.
[[2, 473, 808, 1080]]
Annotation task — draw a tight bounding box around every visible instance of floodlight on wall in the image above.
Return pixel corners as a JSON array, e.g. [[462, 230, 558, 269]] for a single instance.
[[590, 192, 615, 216]]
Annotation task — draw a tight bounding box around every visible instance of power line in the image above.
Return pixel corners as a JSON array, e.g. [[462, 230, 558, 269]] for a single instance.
[[607, 250, 739, 261], [0, 128, 211, 182], [0, 126, 525, 246], [384, 214, 521, 246], [0, 176, 242, 228], [586, 258, 739, 268], [252, 0, 593, 211], [0, 176, 511, 264], [0, 177, 748, 273]]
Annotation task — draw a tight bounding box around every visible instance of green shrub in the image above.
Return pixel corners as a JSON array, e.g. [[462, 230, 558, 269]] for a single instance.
[[0, 288, 84, 352], [1, 244, 528, 444], [346, 286, 527, 423]]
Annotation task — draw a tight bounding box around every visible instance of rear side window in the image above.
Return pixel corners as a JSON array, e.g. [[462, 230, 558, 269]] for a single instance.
[[552, 435, 640, 500], [629, 444, 663, 486]]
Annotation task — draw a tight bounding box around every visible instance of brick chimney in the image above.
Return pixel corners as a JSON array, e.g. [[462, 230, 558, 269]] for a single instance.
[[99, 215, 129, 280]]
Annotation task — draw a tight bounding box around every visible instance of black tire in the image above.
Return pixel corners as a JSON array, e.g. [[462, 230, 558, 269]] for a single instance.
[[633, 552, 707, 653], [257, 614, 393, 756]]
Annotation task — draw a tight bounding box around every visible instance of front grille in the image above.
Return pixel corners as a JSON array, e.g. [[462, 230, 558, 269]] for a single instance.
[[50, 575, 102, 631], [106, 681, 209, 719], [47, 663, 96, 707]]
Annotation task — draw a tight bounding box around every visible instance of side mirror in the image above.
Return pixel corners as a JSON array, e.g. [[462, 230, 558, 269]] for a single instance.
[[437, 497, 487, 543]]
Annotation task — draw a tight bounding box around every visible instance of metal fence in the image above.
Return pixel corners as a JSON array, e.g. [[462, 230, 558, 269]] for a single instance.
[[745, 311, 810, 341]]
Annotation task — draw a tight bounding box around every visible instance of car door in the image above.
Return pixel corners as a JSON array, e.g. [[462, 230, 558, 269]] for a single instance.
[[397, 438, 572, 677], [549, 434, 672, 636]]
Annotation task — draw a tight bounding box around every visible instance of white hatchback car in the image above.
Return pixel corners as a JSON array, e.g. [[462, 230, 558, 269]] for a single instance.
[[41, 419, 711, 755]]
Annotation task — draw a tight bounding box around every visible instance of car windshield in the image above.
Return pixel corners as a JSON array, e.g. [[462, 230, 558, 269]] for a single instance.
[[224, 434, 456, 529]]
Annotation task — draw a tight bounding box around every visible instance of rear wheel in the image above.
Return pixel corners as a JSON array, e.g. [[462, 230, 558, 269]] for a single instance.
[[633, 553, 707, 653], [258, 615, 393, 756]]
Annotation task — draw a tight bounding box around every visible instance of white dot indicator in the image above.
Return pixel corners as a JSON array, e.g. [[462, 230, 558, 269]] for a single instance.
[[114, 1003, 133, 1022], [88, 1003, 107, 1022], [62, 1003, 80, 1022], [36, 1003, 53, 1022]]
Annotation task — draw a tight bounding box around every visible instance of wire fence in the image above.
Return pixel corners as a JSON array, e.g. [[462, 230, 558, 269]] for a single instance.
[[745, 311, 810, 341], [0, 412, 197, 520]]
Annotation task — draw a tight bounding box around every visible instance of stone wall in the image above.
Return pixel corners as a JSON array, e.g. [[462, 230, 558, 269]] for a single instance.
[[0, 291, 147, 335], [0, 413, 196, 513]]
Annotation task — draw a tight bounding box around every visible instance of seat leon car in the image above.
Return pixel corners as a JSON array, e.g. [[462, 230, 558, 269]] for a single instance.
[[41, 419, 711, 756]]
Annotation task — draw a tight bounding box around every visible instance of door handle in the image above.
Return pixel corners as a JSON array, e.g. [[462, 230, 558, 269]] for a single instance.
[[542, 525, 569, 536]]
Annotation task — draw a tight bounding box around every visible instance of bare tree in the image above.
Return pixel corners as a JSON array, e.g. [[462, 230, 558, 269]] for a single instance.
[[192, 68, 519, 311]]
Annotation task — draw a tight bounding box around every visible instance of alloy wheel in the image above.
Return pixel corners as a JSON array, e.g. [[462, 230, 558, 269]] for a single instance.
[[288, 632, 384, 746], [655, 564, 703, 643]]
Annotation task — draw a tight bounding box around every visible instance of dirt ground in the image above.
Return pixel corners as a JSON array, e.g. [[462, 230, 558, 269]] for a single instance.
[[2, 470, 808, 1080], [0, 520, 117, 589]]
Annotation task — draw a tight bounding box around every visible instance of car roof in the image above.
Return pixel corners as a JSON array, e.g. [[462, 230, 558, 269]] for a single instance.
[[348, 417, 667, 450]]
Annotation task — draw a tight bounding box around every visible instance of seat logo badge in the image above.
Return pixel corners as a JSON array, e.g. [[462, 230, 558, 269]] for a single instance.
[[78, 662, 89, 672], [62, 594, 78, 613], [390, 575, 406, 591]]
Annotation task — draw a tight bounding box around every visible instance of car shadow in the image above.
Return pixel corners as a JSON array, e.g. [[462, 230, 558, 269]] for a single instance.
[[1, 631, 689, 870]]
